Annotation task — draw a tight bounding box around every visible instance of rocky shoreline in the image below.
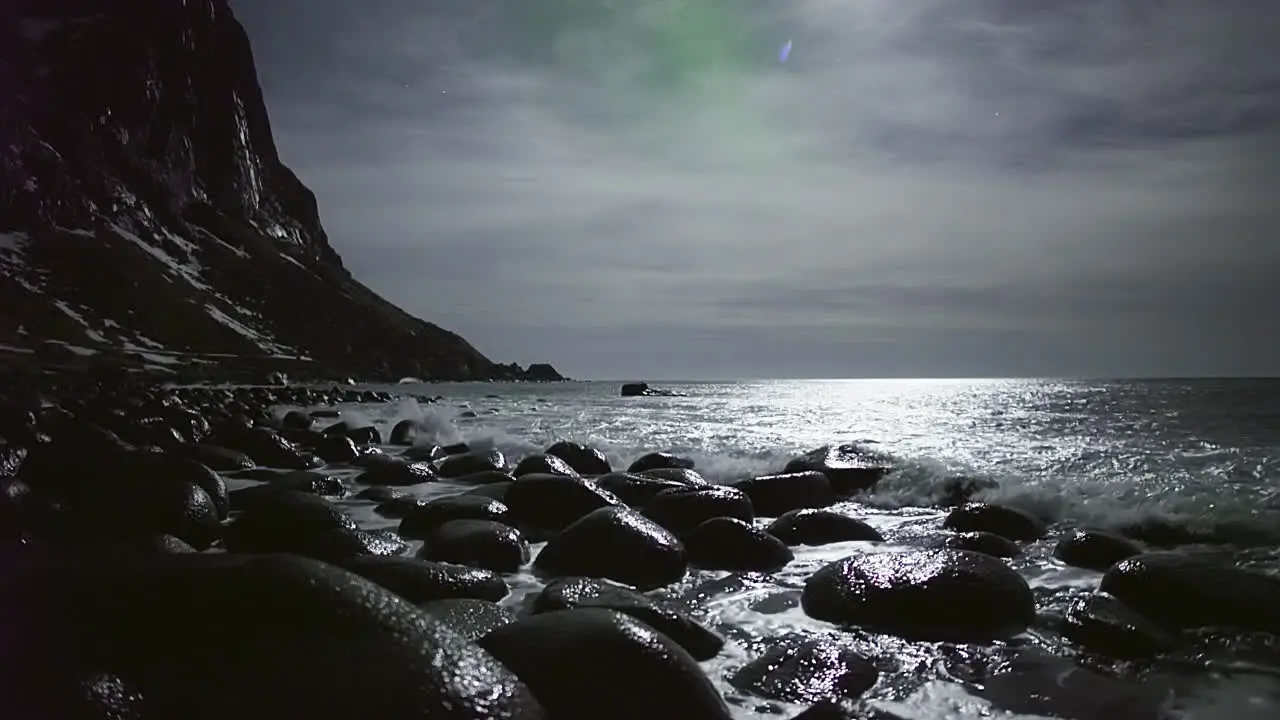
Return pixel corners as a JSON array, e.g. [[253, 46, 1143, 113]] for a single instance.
[[2, 379, 1278, 718]]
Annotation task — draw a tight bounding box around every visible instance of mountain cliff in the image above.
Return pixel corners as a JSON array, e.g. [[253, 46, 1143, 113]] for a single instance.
[[0, 0, 561, 383]]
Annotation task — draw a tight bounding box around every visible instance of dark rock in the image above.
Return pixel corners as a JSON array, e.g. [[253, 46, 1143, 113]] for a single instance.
[[327, 555, 509, 604], [399, 495, 514, 539], [639, 467, 708, 486], [213, 426, 322, 470], [504, 473, 623, 535], [801, 549, 1036, 642], [928, 531, 1021, 558], [939, 475, 1000, 506], [281, 410, 313, 431], [418, 520, 530, 573], [356, 459, 436, 487], [943, 503, 1047, 541], [438, 451, 507, 478], [593, 472, 687, 506], [621, 382, 651, 397], [119, 452, 230, 520], [1, 443, 27, 477], [373, 496, 430, 518], [222, 490, 356, 555], [644, 485, 754, 537], [323, 421, 381, 446], [534, 506, 687, 591], [418, 598, 518, 641], [766, 509, 883, 546], [133, 534, 198, 554], [627, 452, 695, 473], [784, 444, 891, 494], [544, 441, 611, 475], [729, 471, 836, 517], [58, 468, 221, 550], [389, 419, 421, 446], [513, 453, 580, 478], [308, 527, 409, 561], [1053, 529, 1143, 571], [478, 608, 731, 719], [730, 637, 879, 704], [312, 433, 360, 464], [0, 553, 543, 719], [17, 419, 132, 495], [533, 576, 725, 661], [1100, 552, 1280, 633], [176, 443, 254, 472], [1062, 592, 1180, 658], [685, 518, 794, 572]]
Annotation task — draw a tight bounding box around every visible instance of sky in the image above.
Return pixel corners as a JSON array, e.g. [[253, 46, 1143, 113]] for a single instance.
[[229, 0, 1280, 380]]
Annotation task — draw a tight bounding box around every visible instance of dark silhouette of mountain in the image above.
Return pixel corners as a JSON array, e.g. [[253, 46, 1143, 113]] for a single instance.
[[0, 0, 562, 383]]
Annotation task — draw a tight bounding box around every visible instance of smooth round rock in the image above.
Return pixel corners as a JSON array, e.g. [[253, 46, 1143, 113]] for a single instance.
[[801, 549, 1036, 642]]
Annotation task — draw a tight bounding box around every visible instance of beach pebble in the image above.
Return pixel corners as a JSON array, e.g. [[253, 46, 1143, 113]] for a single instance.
[[534, 506, 687, 591]]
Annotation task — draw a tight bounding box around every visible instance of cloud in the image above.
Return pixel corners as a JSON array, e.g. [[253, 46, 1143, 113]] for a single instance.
[[232, 0, 1280, 378]]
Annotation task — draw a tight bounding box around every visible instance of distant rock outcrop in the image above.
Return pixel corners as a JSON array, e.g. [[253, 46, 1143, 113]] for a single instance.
[[0, 0, 560, 383], [621, 382, 683, 397]]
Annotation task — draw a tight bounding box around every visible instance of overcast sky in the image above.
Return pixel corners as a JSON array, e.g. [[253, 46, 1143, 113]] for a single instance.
[[230, 0, 1280, 380]]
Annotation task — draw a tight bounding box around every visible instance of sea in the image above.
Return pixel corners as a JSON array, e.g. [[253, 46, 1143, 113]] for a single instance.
[[246, 378, 1280, 720]]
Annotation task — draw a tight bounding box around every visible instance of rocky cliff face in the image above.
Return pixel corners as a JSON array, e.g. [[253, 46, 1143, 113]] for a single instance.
[[0, 0, 560, 383]]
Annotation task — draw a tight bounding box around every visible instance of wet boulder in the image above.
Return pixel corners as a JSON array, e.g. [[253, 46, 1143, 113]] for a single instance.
[[389, 419, 421, 446], [730, 637, 879, 704], [213, 426, 323, 470], [729, 471, 836, 517], [0, 552, 545, 719], [944, 503, 1047, 542], [684, 517, 794, 573], [534, 506, 687, 591], [644, 485, 754, 537], [323, 421, 381, 446], [418, 520, 530, 573], [533, 576, 724, 660], [1100, 552, 1280, 633], [312, 433, 359, 464], [927, 531, 1021, 558], [56, 468, 221, 551], [418, 598, 518, 641], [478, 608, 731, 720], [766, 509, 883, 546], [1053, 529, 1143, 571], [1061, 592, 1180, 658], [438, 450, 507, 478], [784, 444, 890, 495], [504, 473, 623, 536], [177, 443, 255, 472], [545, 441, 611, 476], [357, 486, 406, 503], [17, 419, 132, 495], [328, 555, 509, 604], [627, 452, 694, 474], [593, 472, 687, 506], [639, 467, 708, 486], [373, 496, 430, 518], [399, 495, 514, 538], [802, 549, 1036, 642], [222, 491, 359, 557], [118, 452, 229, 520], [513, 453, 580, 479], [356, 459, 437, 487]]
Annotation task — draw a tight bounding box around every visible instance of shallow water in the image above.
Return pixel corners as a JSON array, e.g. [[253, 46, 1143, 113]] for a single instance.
[[241, 378, 1280, 719]]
